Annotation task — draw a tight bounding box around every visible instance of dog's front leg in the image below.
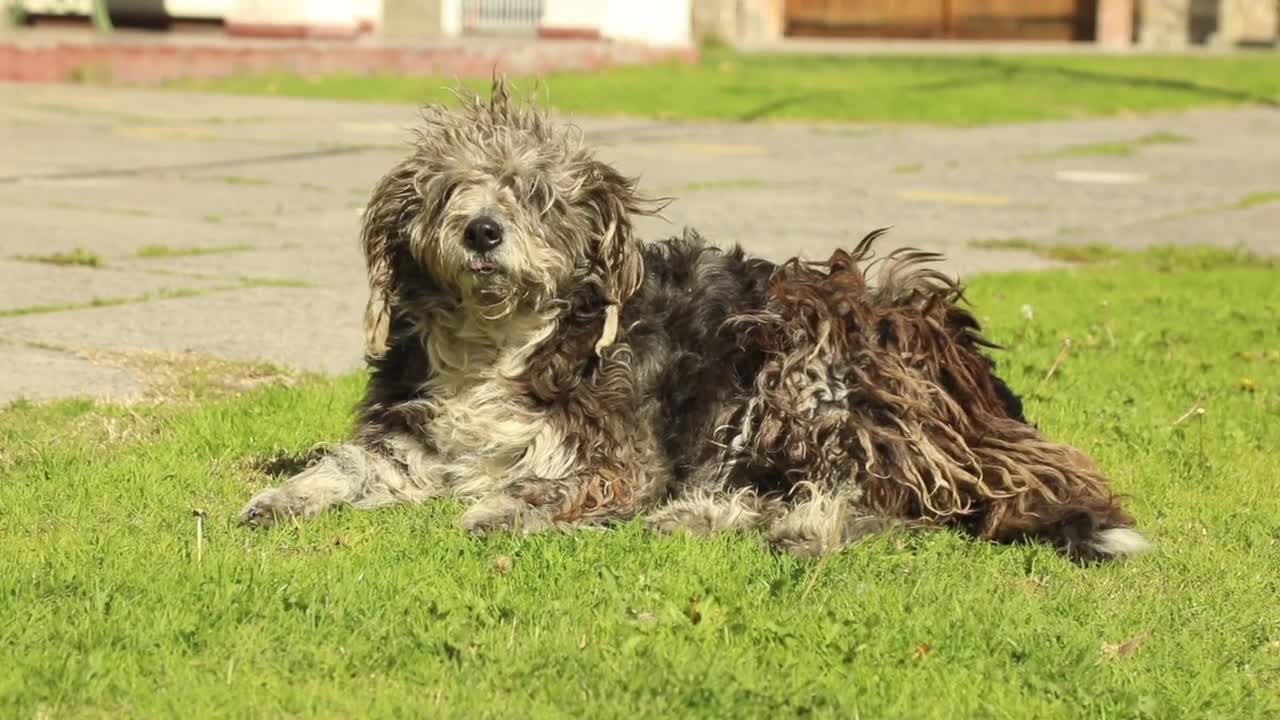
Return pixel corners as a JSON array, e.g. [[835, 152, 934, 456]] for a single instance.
[[459, 465, 656, 535], [457, 479, 564, 534], [239, 436, 444, 527]]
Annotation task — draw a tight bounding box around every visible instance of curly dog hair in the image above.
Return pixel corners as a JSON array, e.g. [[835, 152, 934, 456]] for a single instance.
[[240, 79, 1149, 562]]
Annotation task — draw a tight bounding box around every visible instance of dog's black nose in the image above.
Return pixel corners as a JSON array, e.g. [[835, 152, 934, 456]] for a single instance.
[[464, 216, 504, 253]]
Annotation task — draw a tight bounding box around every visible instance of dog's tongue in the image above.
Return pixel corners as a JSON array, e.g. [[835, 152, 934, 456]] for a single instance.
[[469, 259, 497, 273]]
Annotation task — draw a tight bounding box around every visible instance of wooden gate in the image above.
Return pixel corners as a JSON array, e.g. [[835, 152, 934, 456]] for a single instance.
[[784, 0, 1098, 41]]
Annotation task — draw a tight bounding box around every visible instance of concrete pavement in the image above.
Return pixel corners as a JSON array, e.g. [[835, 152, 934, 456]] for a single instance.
[[2, 83, 1278, 403]]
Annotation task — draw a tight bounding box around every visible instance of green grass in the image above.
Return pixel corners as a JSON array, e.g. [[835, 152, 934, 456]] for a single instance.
[[168, 51, 1280, 125], [49, 201, 154, 218], [969, 237, 1131, 264], [135, 243, 255, 259], [0, 289, 216, 318], [1027, 130, 1193, 160], [215, 175, 272, 186], [0, 295, 143, 318], [3, 246, 1279, 717], [1234, 191, 1280, 210], [15, 247, 104, 268], [674, 178, 769, 192], [0, 281, 307, 318]]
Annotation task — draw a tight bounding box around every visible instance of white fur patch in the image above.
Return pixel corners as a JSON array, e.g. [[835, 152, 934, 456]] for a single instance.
[[646, 488, 767, 534], [1088, 528, 1153, 557], [422, 310, 580, 500]]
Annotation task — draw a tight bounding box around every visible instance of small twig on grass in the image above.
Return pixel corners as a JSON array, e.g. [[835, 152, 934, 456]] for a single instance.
[[1171, 398, 1206, 427], [800, 523, 844, 602], [799, 553, 833, 602], [225, 657, 236, 686], [191, 509, 207, 565], [1196, 408, 1207, 479], [1101, 301, 1116, 349], [1035, 336, 1073, 394], [1171, 399, 1209, 480], [1014, 304, 1034, 345]]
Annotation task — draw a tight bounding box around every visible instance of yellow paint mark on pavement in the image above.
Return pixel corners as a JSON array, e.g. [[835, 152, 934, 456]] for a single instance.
[[897, 190, 1012, 206]]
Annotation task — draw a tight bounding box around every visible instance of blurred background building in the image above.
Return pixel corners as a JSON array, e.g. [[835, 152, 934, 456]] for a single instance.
[[6, 0, 1278, 48]]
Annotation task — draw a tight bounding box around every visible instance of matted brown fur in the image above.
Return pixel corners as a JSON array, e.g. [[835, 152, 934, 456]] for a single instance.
[[725, 231, 1132, 555]]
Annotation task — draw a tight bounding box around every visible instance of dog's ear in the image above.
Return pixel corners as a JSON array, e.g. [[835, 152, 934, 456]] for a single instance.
[[360, 160, 421, 360], [582, 161, 659, 303], [580, 160, 664, 354]]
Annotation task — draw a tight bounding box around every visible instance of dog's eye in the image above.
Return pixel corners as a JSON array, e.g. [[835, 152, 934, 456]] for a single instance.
[[523, 179, 557, 214]]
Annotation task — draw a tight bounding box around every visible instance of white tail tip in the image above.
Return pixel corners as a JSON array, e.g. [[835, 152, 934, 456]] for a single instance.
[[1089, 528, 1153, 557]]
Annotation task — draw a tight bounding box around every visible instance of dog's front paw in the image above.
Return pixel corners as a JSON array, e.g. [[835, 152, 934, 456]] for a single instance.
[[238, 487, 295, 528], [459, 495, 554, 535], [766, 506, 891, 559]]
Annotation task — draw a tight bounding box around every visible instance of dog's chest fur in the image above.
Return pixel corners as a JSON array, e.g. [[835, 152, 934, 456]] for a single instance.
[[419, 312, 577, 496]]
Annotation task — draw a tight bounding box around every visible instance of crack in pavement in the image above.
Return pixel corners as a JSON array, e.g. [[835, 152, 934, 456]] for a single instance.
[[0, 145, 382, 185]]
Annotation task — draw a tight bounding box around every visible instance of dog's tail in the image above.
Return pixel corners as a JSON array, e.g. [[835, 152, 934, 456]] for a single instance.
[[1084, 527, 1153, 560]]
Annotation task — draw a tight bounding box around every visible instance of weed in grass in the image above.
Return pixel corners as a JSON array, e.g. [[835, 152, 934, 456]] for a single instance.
[[0, 295, 142, 317], [135, 243, 255, 258], [2, 245, 1278, 717], [239, 276, 313, 289], [15, 248, 103, 268], [970, 237, 1130, 264], [0, 277, 305, 319], [1234, 191, 1280, 210], [1027, 131, 1192, 160], [674, 178, 769, 192], [49, 200, 154, 217], [216, 175, 272, 186], [1154, 189, 1280, 224]]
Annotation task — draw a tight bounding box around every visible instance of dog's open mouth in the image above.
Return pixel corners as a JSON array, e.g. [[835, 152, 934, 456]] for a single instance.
[[468, 258, 501, 275]]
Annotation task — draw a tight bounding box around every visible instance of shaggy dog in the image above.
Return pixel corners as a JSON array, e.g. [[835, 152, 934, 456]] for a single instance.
[[240, 80, 1150, 562]]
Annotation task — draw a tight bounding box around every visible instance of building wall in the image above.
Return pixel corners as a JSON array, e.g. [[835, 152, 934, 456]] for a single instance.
[[1215, 0, 1279, 44], [1140, 0, 1278, 46], [19, 0, 697, 46], [691, 0, 736, 40], [380, 0, 446, 38], [690, 0, 785, 43], [602, 0, 691, 46]]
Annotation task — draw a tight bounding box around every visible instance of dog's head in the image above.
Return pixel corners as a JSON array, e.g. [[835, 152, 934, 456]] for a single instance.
[[360, 78, 661, 358]]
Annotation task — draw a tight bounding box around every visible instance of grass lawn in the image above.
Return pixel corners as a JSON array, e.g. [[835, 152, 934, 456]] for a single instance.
[[169, 50, 1280, 125], [2, 245, 1278, 717]]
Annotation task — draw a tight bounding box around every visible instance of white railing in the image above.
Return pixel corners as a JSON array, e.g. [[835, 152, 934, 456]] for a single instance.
[[461, 0, 544, 34]]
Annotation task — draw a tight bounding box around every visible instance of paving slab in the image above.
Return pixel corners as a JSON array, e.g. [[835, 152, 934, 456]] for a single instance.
[[0, 260, 225, 313], [0, 339, 141, 403], [0, 202, 295, 259], [0, 287, 365, 377], [114, 244, 367, 289], [0, 82, 1277, 405]]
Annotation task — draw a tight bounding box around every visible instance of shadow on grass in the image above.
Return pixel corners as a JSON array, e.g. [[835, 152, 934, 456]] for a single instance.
[[731, 57, 1278, 123], [989, 59, 1280, 108], [248, 447, 326, 479], [737, 91, 830, 122]]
